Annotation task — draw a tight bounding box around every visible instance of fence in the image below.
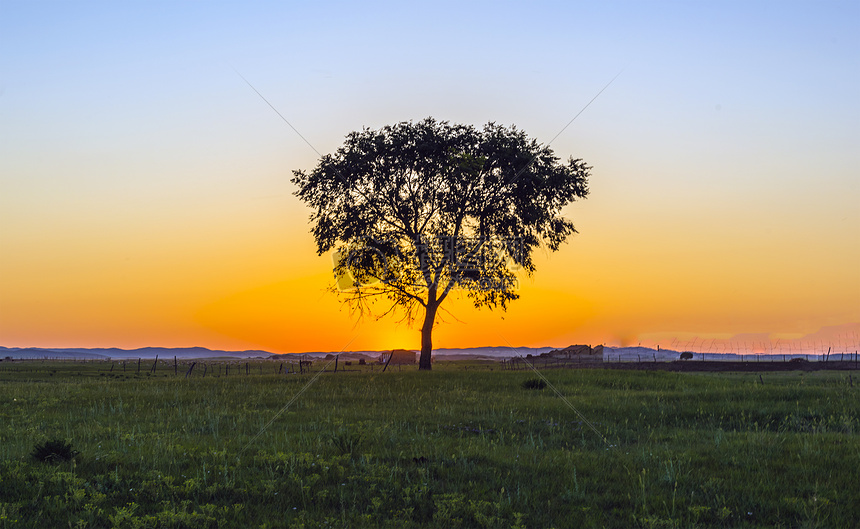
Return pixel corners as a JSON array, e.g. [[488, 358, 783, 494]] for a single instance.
[[603, 350, 860, 364]]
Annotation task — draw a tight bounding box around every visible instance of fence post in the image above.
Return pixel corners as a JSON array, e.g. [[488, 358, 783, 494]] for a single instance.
[[185, 362, 196, 378], [174, 356, 177, 375], [137, 358, 141, 373]]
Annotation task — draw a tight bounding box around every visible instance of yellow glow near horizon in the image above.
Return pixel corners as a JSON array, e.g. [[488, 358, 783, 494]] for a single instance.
[[2, 177, 857, 353]]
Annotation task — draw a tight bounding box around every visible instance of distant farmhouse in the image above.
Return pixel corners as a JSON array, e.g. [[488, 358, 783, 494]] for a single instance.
[[379, 349, 418, 365], [508, 344, 603, 369], [545, 344, 604, 362]]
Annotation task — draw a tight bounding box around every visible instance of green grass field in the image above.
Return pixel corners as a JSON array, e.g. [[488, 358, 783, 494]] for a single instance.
[[0, 361, 857, 528]]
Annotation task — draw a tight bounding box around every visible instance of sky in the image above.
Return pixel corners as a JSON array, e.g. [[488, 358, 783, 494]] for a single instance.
[[1, 0, 858, 354]]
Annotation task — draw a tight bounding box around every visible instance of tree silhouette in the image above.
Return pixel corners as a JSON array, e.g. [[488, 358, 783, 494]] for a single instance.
[[291, 117, 590, 370]]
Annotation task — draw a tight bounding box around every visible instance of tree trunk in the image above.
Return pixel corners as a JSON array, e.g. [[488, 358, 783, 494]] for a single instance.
[[419, 301, 439, 370]]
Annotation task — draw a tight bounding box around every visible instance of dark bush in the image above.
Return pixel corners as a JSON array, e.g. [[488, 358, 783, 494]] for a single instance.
[[521, 378, 547, 390], [31, 438, 78, 464]]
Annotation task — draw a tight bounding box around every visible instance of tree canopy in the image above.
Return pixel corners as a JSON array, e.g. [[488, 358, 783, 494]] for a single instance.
[[291, 117, 590, 369]]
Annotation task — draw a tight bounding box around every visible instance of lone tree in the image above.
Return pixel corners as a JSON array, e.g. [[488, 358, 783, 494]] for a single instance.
[[292, 117, 590, 370]]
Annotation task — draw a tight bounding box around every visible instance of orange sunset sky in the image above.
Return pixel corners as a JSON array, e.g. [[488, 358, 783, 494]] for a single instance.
[[1, 1, 858, 354]]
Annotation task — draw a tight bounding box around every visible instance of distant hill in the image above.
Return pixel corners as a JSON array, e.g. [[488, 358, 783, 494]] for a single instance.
[[432, 346, 555, 360], [3, 345, 702, 362], [0, 345, 564, 362], [284, 346, 556, 361], [0, 348, 110, 360], [1, 344, 839, 364], [0, 346, 273, 361]]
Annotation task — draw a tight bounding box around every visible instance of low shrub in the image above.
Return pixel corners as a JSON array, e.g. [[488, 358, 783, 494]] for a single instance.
[[31, 438, 78, 464], [521, 378, 547, 390]]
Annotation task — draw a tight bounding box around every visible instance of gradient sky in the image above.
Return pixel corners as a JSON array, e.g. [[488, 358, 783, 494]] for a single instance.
[[1, 0, 858, 353]]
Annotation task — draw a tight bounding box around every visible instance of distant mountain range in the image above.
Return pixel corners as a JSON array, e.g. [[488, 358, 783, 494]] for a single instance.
[[0, 345, 557, 361], [0, 346, 272, 361], [284, 346, 557, 361], [2, 342, 848, 362]]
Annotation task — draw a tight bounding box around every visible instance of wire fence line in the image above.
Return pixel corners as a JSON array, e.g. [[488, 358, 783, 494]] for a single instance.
[[3, 350, 860, 368], [601, 352, 860, 364]]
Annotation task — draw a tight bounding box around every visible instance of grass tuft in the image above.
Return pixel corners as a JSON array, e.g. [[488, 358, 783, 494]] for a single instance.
[[521, 378, 547, 390], [30, 438, 78, 464], [328, 429, 364, 456]]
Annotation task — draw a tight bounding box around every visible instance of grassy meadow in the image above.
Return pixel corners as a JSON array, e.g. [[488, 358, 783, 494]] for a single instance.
[[0, 360, 858, 528]]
